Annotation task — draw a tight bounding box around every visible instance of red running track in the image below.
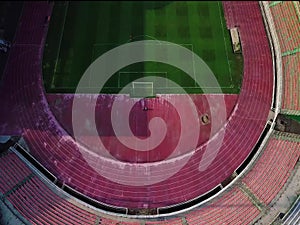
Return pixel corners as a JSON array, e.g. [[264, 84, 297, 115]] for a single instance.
[[0, 1, 273, 208], [46, 93, 238, 163]]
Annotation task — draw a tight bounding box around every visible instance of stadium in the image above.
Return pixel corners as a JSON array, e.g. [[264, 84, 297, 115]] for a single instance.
[[0, 1, 299, 224]]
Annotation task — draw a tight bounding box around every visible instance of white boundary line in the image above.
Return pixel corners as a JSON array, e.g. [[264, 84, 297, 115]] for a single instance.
[[190, 43, 197, 87], [217, 1, 233, 83], [51, 2, 69, 88], [93, 43, 119, 46], [53, 86, 234, 89]]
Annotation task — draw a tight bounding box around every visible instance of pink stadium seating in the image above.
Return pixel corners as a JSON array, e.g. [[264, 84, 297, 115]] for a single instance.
[[186, 188, 260, 225], [7, 176, 97, 225], [242, 131, 300, 205], [269, 1, 300, 113], [269, 1, 300, 53], [0, 151, 262, 225], [9, 179, 102, 225], [0, 152, 97, 224], [0, 153, 32, 194], [281, 54, 300, 112]]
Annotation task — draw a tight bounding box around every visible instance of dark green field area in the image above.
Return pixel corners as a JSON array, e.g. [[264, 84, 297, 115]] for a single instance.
[[287, 115, 300, 123], [42, 1, 243, 94]]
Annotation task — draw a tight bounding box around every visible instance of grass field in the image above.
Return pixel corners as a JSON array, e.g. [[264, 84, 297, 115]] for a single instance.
[[287, 115, 300, 123], [42, 1, 243, 94]]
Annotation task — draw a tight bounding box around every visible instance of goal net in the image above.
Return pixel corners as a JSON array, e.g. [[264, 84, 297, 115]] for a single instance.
[[131, 81, 154, 98]]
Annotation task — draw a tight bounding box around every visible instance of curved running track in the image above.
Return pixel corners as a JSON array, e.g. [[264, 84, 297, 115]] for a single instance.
[[0, 1, 273, 209]]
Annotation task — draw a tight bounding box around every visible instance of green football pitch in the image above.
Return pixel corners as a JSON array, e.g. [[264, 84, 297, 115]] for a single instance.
[[42, 1, 243, 94], [288, 115, 300, 123]]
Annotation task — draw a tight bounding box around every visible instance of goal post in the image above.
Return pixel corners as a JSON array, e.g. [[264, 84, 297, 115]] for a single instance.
[[131, 81, 154, 98]]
